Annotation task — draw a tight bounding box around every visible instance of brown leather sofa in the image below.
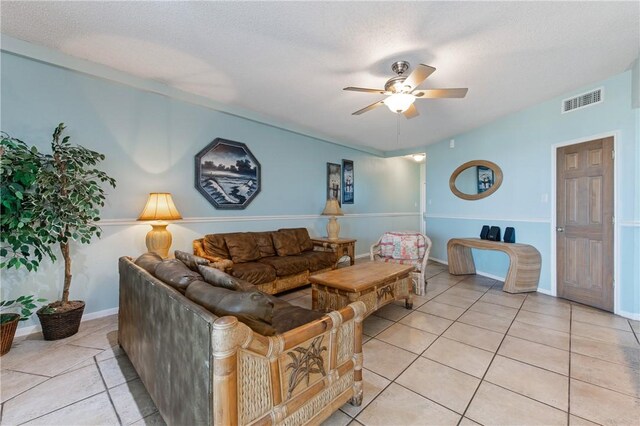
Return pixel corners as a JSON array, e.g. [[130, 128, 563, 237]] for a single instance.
[[193, 227, 336, 294], [119, 252, 365, 425]]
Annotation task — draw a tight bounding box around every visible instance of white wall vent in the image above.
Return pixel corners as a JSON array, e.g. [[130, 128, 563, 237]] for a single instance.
[[562, 88, 603, 113]]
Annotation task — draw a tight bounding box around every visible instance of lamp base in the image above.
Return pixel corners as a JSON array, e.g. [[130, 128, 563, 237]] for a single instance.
[[326, 216, 340, 240], [145, 222, 172, 258]]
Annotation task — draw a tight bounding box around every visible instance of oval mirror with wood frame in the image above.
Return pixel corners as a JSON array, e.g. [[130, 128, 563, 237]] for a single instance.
[[449, 160, 503, 200]]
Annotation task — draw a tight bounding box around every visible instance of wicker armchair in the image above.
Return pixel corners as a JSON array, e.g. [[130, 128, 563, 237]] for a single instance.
[[370, 232, 433, 295]]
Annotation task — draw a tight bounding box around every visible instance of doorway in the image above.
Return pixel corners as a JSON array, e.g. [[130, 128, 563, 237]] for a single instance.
[[420, 161, 426, 235], [556, 137, 614, 311]]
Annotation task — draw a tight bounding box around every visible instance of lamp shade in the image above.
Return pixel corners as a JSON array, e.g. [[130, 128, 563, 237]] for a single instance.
[[321, 199, 343, 216], [137, 193, 182, 221]]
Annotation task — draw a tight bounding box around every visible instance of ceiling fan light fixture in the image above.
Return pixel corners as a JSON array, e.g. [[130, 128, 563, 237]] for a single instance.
[[384, 93, 415, 113]]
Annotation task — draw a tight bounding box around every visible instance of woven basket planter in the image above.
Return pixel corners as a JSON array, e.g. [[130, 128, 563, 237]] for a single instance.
[[1, 314, 20, 356], [37, 301, 85, 341]]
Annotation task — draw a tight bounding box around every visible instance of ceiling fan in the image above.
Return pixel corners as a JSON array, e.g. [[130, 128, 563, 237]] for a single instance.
[[344, 61, 468, 119]]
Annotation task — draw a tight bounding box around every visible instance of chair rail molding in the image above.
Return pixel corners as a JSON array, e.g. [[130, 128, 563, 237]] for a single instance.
[[98, 212, 421, 227], [424, 214, 551, 223]]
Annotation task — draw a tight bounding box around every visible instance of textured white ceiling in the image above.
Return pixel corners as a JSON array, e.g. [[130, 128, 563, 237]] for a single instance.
[[1, 1, 638, 153]]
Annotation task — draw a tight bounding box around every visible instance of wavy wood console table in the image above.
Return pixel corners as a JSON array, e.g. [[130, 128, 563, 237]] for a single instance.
[[447, 238, 541, 293]]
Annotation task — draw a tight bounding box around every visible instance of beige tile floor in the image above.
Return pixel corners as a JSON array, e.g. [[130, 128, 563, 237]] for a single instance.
[[2, 261, 639, 426]]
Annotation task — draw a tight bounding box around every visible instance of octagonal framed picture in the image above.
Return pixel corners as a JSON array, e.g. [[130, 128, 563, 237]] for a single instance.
[[195, 138, 261, 209]]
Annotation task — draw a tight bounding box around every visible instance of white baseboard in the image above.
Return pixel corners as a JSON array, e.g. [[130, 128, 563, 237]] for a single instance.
[[429, 257, 557, 297], [15, 307, 119, 338], [617, 310, 640, 321], [429, 256, 506, 281], [355, 253, 370, 259]]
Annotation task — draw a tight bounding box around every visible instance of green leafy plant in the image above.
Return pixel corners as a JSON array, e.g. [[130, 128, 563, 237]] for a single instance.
[[0, 135, 54, 271], [0, 296, 47, 323], [0, 124, 116, 310]]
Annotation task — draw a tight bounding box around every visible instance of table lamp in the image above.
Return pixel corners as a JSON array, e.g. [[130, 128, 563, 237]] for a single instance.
[[321, 198, 344, 240], [137, 193, 182, 258]]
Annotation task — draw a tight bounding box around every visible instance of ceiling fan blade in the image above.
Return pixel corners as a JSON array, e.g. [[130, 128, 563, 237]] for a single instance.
[[403, 64, 436, 91], [414, 88, 468, 98], [343, 86, 389, 94], [403, 104, 419, 119], [352, 100, 386, 115]]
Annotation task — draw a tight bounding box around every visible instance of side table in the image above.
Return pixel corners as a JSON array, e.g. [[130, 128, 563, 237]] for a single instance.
[[311, 237, 357, 268], [447, 238, 541, 293]]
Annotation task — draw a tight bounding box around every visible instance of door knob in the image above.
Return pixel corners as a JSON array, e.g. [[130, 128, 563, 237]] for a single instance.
[[556, 227, 564, 232]]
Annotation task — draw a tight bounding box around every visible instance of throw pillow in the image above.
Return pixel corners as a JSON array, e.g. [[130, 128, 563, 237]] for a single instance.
[[185, 281, 276, 336], [154, 259, 203, 293], [279, 228, 314, 252], [197, 264, 255, 291], [174, 250, 209, 271], [272, 230, 302, 256], [134, 252, 163, 275], [252, 232, 277, 257], [379, 232, 424, 260], [224, 233, 261, 263], [203, 234, 231, 259]]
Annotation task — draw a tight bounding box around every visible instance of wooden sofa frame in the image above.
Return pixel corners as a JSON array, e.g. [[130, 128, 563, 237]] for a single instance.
[[119, 256, 365, 425]]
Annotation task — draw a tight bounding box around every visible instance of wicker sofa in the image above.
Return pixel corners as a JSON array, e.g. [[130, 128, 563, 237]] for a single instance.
[[193, 228, 336, 294], [119, 254, 365, 425]]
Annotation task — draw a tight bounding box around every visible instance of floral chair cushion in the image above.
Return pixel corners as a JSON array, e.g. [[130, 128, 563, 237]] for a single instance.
[[379, 232, 426, 261], [373, 255, 424, 272]]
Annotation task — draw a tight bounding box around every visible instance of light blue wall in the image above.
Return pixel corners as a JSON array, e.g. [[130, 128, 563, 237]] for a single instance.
[[418, 70, 639, 317], [0, 51, 421, 329]]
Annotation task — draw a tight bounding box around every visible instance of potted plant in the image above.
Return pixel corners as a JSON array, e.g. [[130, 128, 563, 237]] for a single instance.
[[0, 124, 116, 340], [0, 133, 54, 270], [0, 296, 46, 355], [1, 133, 50, 349]]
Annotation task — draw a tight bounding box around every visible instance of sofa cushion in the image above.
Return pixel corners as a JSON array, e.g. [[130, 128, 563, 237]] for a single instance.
[[258, 255, 309, 277], [174, 250, 209, 271], [224, 233, 261, 263], [298, 251, 335, 272], [253, 231, 277, 258], [272, 230, 302, 256], [185, 281, 276, 336], [134, 252, 163, 275], [279, 228, 314, 252], [154, 259, 203, 293], [272, 305, 325, 334], [198, 264, 255, 291], [231, 262, 277, 285], [203, 234, 230, 259]]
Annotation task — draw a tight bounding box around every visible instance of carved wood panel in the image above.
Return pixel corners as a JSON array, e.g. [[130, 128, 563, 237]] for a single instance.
[[279, 334, 329, 399]]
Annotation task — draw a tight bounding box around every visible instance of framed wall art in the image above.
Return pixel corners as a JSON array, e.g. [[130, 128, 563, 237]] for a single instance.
[[195, 138, 261, 209], [326, 162, 341, 205], [342, 159, 354, 204], [477, 165, 494, 194]]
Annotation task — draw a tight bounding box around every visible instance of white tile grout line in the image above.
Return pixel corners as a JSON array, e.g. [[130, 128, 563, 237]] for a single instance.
[[357, 273, 582, 424], [94, 355, 125, 426], [356, 271, 639, 425], [345, 271, 479, 421], [13, 391, 110, 426], [454, 283, 527, 423], [4, 268, 636, 426], [353, 271, 500, 423]]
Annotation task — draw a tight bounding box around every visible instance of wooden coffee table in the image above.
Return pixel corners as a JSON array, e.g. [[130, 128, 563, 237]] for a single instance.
[[310, 263, 415, 317]]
